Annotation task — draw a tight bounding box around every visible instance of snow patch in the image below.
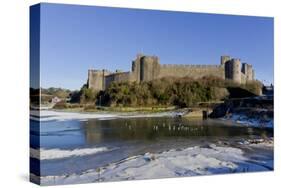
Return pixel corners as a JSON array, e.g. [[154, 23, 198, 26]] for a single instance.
[[30, 147, 111, 160], [237, 138, 274, 148], [221, 114, 273, 128], [35, 144, 272, 185], [30, 110, 117, 122], [30, 110, 175, 122]]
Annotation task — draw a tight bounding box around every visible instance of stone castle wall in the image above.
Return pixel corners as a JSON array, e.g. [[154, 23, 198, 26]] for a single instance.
[[104, 71, 133, 88], [158, 64, 225, 79], [88, 69, 111, 91], [88, 70, 103, 91], [87, 54, 256, 91]]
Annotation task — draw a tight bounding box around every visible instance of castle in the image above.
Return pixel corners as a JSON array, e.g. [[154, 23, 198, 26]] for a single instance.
[[87, 54, 255, 91]]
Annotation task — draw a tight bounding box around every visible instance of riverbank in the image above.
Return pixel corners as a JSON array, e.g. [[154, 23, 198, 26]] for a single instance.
[[52, 104, 178, 113], [209, 96, 273, 128], [30, 109, 181, 122], [30, 109, 274, 129], [31, 138, 273, 185]]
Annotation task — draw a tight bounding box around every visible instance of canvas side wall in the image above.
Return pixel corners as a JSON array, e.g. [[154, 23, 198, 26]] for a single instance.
[[29, 4, 41, 185]]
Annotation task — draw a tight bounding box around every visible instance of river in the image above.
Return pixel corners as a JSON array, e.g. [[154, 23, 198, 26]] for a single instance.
[[30, 111, 273, 185]]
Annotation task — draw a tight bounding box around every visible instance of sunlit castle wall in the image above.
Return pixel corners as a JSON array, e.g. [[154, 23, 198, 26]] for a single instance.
[[158, 64, 225, 80], [104, 71, 133, 89], [87, 54, 256, 91], [131, 54, 225, 82], [88, 69, 111, 91]]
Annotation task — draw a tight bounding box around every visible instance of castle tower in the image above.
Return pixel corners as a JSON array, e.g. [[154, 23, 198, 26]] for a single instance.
[[231, 58, 242, 84], [225, 58, 241, 84], [140, 56, 160, 81], [246, 64, 253, 81], [88, 69, 106, 91], [242, 63, 247, 75], [242, 63, 254, 82], [88, 70, 102, 91], [131, 54, 142, 83]]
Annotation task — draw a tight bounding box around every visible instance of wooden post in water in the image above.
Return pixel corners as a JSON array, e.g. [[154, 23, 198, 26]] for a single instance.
[[203, 110, 208, 120]]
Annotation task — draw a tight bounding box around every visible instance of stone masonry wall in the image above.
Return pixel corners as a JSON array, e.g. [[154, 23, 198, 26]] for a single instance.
[[158, 64, 225, 79], [88, 54, 255, 91], [104, 72, 133, 88]]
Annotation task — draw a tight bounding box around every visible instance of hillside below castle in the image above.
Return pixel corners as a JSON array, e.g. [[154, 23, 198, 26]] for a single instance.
[[87, 54, 255, 91]]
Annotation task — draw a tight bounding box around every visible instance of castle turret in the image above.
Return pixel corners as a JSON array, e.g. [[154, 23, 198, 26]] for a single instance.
[[242, 63, 247, 75], [131, 54, 142, 83], [88, 70, 103, 91], [140, 55, 160, 81], [88, 69, 110, 91], [246, 64, 253, 81], [221, 55, 231, 66], [231, 58, 241, 84], [242, 63, 254, 82], [225, 58, 241, 84]]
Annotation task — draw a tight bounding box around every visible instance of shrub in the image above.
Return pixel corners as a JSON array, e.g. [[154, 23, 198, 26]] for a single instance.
[[53, 101, 68, 109], [84, 104, 96, 111]]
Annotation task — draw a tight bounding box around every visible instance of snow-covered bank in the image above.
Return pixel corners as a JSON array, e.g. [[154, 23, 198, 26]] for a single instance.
[[30, 147, 113, 160], [30, 110, 117, 122], [237, 138, 274, 148], [30, 110, 177, 122], [220, 113, 273, 128], [33, 143, 273, 185]]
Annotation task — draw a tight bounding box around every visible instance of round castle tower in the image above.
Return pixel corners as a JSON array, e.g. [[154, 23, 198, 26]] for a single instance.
[[140, 56, 160, 81], [224, 58, 242, 84], [230, 58, 241, 84], [246, 64, 253, 81]]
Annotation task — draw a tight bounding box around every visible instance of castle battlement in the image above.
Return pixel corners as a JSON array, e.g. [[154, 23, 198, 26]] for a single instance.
[[161, 64, 221, 68], [87, 54, 255, 91]]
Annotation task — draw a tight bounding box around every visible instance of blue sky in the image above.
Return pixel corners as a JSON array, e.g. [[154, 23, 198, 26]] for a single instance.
[[39, 3, 274, 90]]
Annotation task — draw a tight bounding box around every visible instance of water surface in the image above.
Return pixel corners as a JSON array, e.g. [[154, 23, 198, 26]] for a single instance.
[[30, 116, 273, 177]]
